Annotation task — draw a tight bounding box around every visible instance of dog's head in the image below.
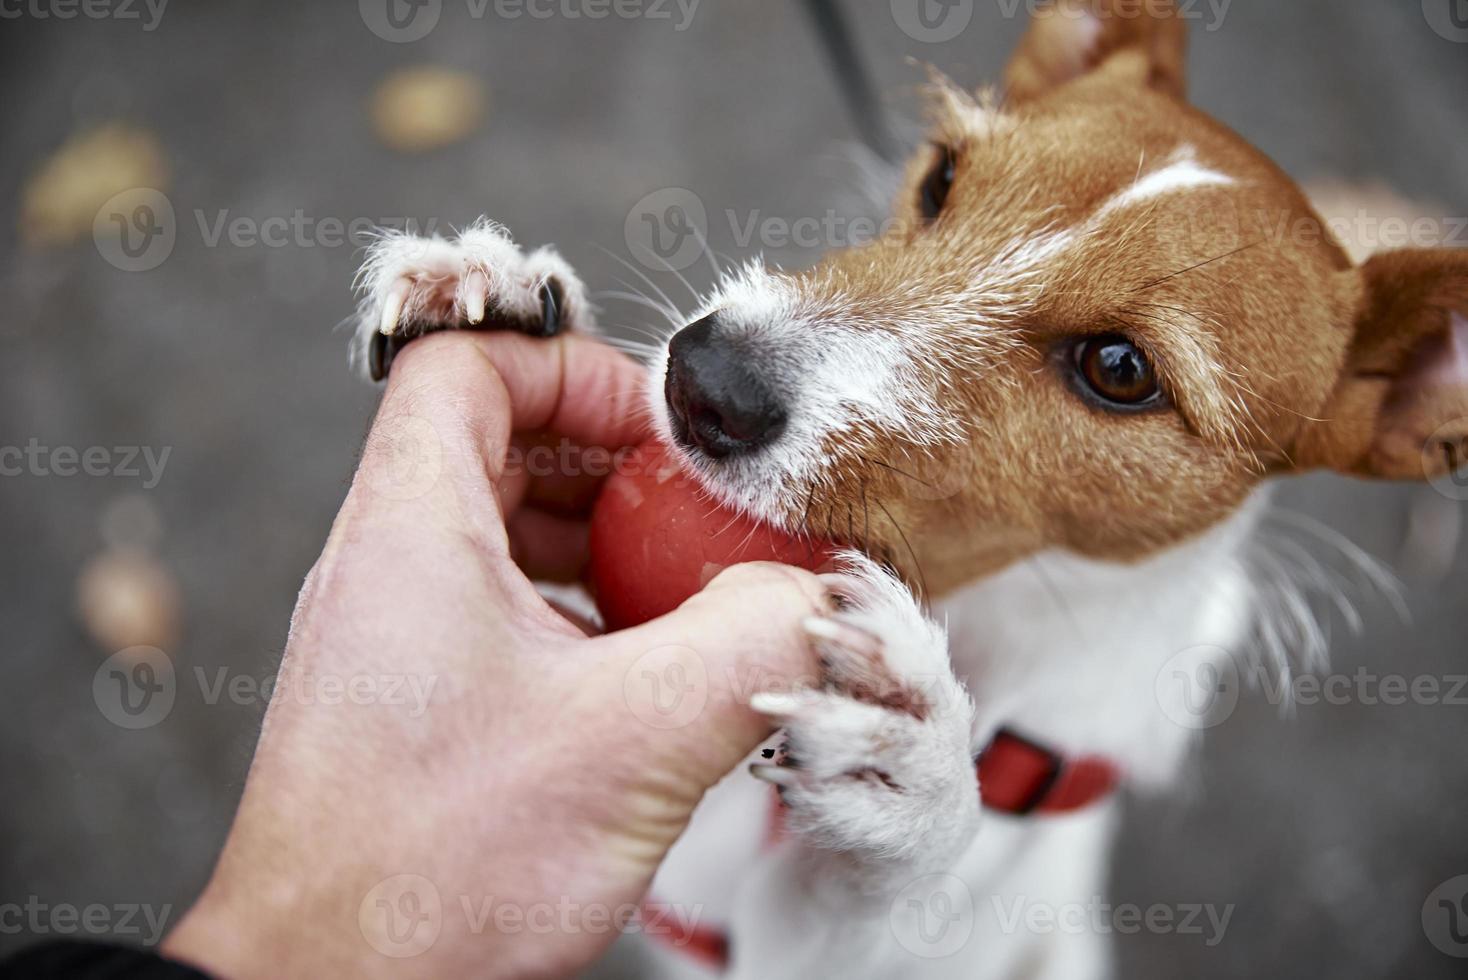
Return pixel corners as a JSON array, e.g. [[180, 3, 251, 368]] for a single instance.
[[652, 0, 1468, 597]]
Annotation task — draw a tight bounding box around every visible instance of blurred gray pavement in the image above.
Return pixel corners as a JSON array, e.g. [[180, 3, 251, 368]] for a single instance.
[[1, 1, 1466, 976]]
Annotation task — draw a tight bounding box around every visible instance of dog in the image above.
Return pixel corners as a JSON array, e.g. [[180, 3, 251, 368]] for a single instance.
[[349, 2, 1468, 976]]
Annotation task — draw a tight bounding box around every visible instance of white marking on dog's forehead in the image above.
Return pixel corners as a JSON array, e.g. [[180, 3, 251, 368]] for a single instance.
[[1099, 145, 1237, 218], [986, 228, 1077, 281], [963, 101, 1017, 139]]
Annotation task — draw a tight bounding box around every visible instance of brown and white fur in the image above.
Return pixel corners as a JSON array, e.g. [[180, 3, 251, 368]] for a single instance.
[[348, 3, 1468, 976]]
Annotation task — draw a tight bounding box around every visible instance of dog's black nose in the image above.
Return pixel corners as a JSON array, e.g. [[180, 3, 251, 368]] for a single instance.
[[665, 313, 787, 458]]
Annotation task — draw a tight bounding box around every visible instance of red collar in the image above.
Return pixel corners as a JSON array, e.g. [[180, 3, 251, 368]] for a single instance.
[[977, 727, 1121, 816], [645, 728, 1120, 970]]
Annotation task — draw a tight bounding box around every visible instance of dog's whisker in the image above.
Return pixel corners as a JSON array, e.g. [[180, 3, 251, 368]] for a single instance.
[[1135, 240, 1266, 292], [600, 284, 684, 331], [633, 242, 705, 306], [856, 454, 937, 491], [800, 482, 818, 541], [597, 245, 692, 323], [872, 496, 927, 602], [860, 479, 871, 558], [604, 318, 675, 342], [595, 336, 660, 361], [683, 218, 726, 288]]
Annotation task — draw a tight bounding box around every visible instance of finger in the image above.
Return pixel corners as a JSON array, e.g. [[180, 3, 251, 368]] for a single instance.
[[464, 330, 651, 453], [501, 434, 616, 519], [346, 332, 517, 551], [593, 563, 830, 795], [524, 466, 605, 517], [507, 508, 591, 583], [543, 598, 600, 637], [348, 331, 648, 538]]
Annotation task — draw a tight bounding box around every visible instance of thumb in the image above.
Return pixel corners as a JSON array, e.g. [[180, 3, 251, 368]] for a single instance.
[[598, 562, 829, 799], [345, 333, 517, 547]]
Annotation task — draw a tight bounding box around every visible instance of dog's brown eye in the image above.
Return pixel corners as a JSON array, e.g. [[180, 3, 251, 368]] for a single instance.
[[1073, 336, 1162, 408], [919, 145, 956, 222]]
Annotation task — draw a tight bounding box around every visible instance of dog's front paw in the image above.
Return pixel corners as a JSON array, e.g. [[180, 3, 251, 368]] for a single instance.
[[750, 563, 979, 872], [351, 219, 590, 380]]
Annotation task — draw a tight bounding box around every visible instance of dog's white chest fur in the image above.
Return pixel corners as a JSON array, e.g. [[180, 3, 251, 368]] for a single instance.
[[946, 495, 1263, 787], [642, 499, 1263, 979]]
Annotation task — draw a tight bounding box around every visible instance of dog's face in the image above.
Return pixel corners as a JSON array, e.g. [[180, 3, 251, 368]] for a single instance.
[[653, 0, 1468, 597]]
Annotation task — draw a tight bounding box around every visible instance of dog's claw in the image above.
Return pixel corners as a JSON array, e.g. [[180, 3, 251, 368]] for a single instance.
[[750, 691, 808, 719], [535, 279, 563, 337], [369, 332, 390, 382], [379, 278, 410, 336], [464, 270, 488, 325], [802, 616, 884, 659], [817, 572, 880, 606], [750, 763, 800, 787]]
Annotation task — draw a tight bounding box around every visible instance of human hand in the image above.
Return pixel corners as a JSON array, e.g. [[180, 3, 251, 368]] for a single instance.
[[161, 331, 828, 978]]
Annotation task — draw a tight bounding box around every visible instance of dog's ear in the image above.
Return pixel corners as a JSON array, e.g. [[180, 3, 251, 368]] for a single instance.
[[1292, 249, 1468, 482], [1004, 0, 1188, 103]]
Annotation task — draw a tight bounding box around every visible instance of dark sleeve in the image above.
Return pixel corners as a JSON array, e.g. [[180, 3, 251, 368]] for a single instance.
[[0, 941, 213, 980]]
